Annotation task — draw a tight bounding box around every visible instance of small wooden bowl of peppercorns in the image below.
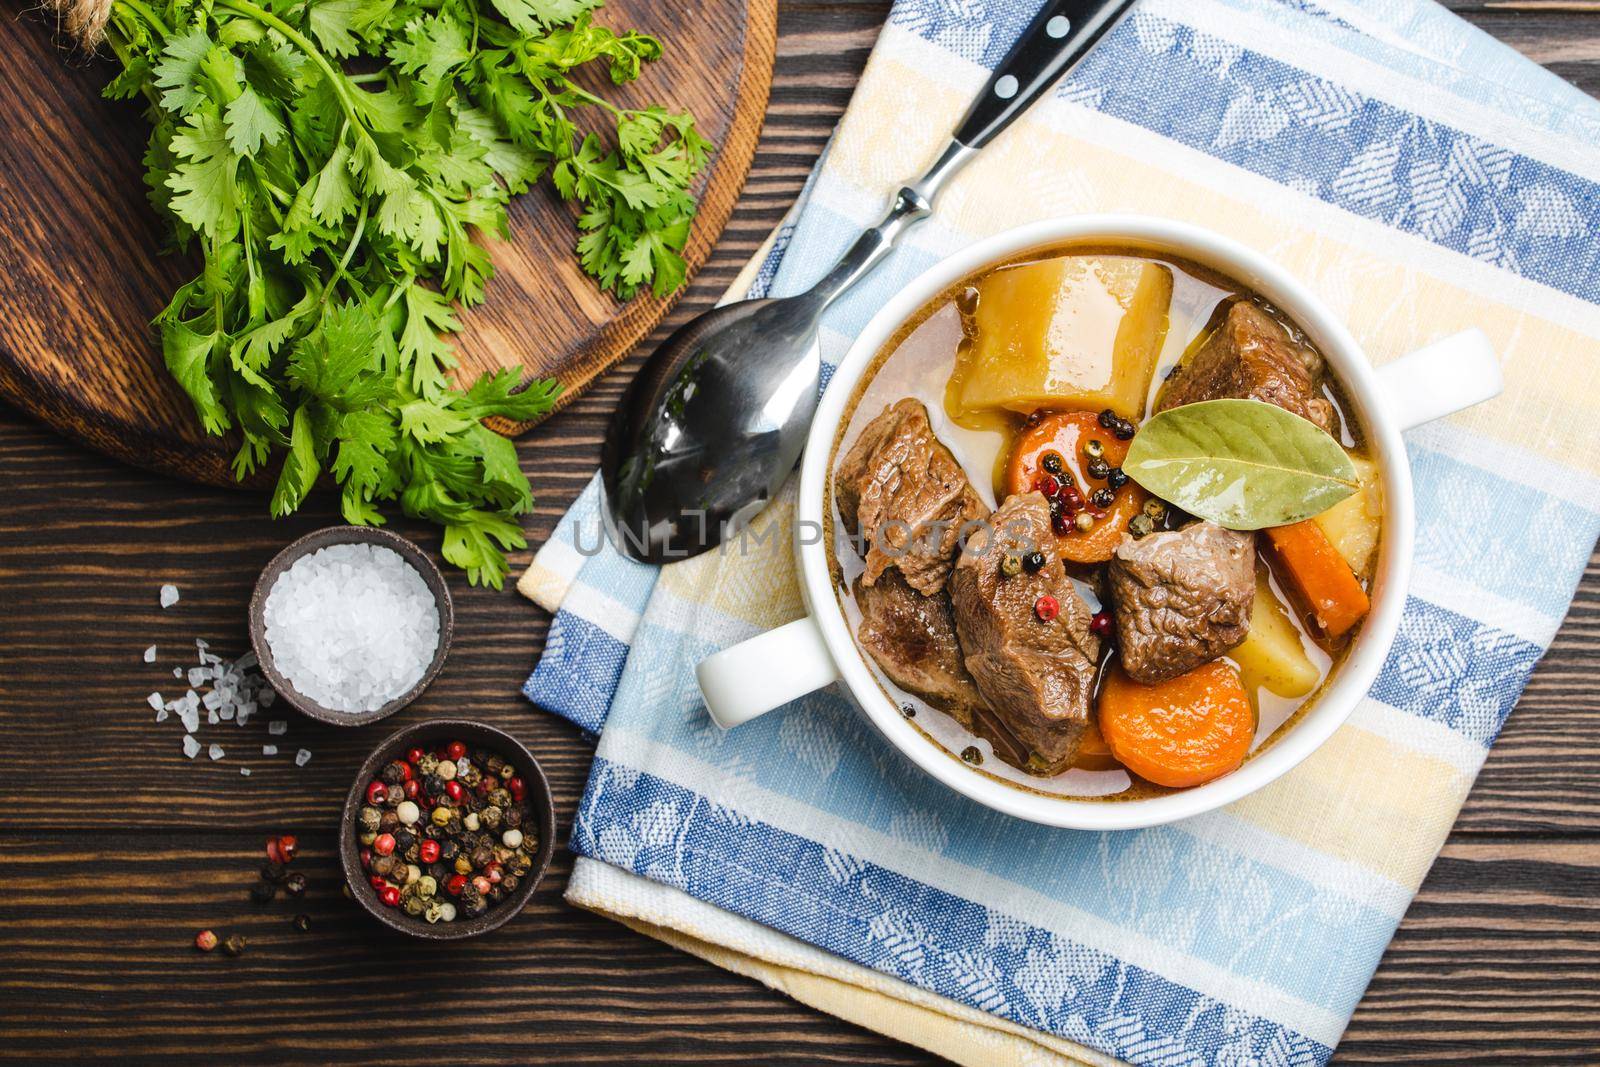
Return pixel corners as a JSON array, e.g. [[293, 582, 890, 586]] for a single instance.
[[340, 719, 555, 939]]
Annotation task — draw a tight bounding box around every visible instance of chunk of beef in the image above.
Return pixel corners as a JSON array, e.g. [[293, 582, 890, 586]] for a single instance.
[[836, 399, 988, 595], [949, 493, 1101, 773], [1108, 521, 1255, 684], [1157, 301, 1336, 433], [854, 571, 985, 725]]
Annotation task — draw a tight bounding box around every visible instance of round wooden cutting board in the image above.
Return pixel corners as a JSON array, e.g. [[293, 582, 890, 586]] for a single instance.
[[0, 0, 775, 488]]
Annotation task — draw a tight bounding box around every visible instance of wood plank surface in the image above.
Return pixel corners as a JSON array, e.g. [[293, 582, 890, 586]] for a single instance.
[[1, 1, 1597, 1063], [0, 0, 774, 486]]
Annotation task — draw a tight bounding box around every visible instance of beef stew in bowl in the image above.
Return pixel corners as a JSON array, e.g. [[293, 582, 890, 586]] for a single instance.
[[695, 214, 1499, 829], [829, 245, 1380, 800]]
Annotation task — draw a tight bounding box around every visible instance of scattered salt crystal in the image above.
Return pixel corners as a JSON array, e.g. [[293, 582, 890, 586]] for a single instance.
[[182, 735, 200, 758], [143, 645, 157, 663], [236, 651, 258, 671], [262, 744, 277, 756], [294, 749, 312, 767], [207, 709, 219, 725], [188, 666, 208, 687], [259, 688, 277, 707], [209, 743, 224, 760], [268, 720, 287, 736], [240, 767, 251, 777], [219, 707, 235, 722], [202, 689, 223, 711], [146, 692, 164, 711], [156, 708, 168, 723], [160, 584, 180, 608], [179, 703, 200, 735], [262, 542, 440, 714], [173, 667, 184, 679], [196, 638, 209, 651]]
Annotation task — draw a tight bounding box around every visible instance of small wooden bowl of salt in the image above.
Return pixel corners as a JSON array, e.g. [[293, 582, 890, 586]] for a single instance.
[[249, 526, 454, 726]]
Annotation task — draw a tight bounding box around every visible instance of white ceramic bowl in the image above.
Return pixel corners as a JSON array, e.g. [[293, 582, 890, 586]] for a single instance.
[[697, 215, 1501, 830]]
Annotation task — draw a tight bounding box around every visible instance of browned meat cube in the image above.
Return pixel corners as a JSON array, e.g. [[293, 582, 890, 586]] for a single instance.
[[1108, 521, 1255, 684], [949, 493, 1101, 773], [1157, 301, 1336, 433], [836, 398, 988, 595], [854, 571, 985, 724]]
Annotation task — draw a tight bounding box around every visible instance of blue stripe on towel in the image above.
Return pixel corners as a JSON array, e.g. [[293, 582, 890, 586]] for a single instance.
[[576, 758, 1334, 1066]]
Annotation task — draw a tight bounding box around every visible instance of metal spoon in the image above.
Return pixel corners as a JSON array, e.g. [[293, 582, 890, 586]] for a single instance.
[[601, 0, 1138, 563]]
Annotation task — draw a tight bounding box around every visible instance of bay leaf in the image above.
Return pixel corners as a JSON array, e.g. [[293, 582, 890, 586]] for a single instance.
[[1123, 398, 1359, 529]]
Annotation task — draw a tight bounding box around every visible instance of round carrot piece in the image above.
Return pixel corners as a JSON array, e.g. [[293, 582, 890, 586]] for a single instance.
[[1097, 661, 1255, 788], [1004, 410, 1149, 563]]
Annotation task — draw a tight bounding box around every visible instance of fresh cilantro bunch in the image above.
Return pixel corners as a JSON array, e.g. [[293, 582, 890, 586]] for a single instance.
[[97, 0, 710, 586]]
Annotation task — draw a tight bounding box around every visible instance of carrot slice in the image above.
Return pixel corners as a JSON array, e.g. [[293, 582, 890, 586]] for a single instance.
[[1005, 411, 1149, 563], [1097, 661, 1254, 788], [1264, 520, 1370, 640]]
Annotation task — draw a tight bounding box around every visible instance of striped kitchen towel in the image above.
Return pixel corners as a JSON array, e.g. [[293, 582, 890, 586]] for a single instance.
[[518, 1, 1600, 1063]]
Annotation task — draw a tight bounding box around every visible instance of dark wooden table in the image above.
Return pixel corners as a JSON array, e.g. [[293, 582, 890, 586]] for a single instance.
[[2, 2, 1596, 1062]]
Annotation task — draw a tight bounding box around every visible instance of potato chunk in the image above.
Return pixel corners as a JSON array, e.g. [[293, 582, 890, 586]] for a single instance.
[[1230, 568, 1320, 699], [1312, 454, 1381, 579], [950, 255, 1172, 421]]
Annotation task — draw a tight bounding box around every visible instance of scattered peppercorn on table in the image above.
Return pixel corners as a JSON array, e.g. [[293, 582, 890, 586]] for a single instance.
[[0, 2, 1598, 1063]]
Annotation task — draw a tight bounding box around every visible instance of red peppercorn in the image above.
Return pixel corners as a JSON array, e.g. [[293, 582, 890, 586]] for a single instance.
[[395, 761, 413, 782], [195, 929, 218, 952], [1090, 611, 1113, 638], [1063, 485, 1084, 508], [1034, 473, 1060, 498], [446, 874, 467, 897], [508, 777, 526, 803], [379, 885, 401, 908], [446, 741, 467, 760], [406, 747, 424, 765], [484, 861, 503, 884], [472, 875, 492, 896], [365, 780, 387, 805], [265, 837, 282, 865], [360, 848, 373, 870], [419, 839, 441, 864], [1050, 510, 1071, 536], [1034, 594, 1060, 622], [276, 835, 297, 862], [369, 875, 387, 891], [403, 779, 420, 799], [444, 780, 463, 802], [373, 833, 396, 857]]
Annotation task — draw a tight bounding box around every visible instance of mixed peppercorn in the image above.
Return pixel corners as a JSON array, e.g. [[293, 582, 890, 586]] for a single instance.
[[355, 740, 538, 924]]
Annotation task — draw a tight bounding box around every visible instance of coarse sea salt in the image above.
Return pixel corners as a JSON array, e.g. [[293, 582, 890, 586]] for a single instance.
[[295, 748, 312, 767], [160, 584, 180, 608], [262, 542, 440, 714], [209, 743, 224, 760], [182, 735, 200, 759], [144, 645, 158, 663]]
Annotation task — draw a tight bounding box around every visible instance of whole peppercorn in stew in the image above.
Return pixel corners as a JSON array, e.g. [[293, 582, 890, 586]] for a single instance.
[[354, 740, 538, 924], [832, 247, 1379, 800]]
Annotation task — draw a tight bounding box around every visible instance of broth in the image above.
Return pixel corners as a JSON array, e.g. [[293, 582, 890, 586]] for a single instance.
[[827, 242, 1375, 801]]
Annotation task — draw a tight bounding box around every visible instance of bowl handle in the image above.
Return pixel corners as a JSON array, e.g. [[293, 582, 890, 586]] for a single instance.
[[696, 616, 841, 729], [1374, 328, 1503, 432]]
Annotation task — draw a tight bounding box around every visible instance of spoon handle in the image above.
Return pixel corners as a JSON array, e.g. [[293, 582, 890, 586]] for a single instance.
[[805, 0, 1136, 309], [953, 0, 1136, 152]]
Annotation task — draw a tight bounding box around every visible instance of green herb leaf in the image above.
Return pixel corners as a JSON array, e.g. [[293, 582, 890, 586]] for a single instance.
[[97, 0, 709, 585], [1122, 398, 1360, 529]]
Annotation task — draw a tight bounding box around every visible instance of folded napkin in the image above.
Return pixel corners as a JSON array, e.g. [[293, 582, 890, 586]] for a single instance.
[[520, 1, 1600, 1063]]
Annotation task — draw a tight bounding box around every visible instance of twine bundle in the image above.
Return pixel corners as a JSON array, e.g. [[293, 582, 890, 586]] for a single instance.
[[51, 0, 112, 47]]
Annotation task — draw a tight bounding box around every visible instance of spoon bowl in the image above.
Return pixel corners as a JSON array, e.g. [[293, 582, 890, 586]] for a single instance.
[[601, 294, 824, 562]]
